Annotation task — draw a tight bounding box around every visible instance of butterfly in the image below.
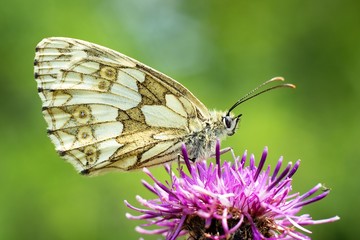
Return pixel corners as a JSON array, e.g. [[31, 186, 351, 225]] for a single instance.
[[34, 37, 295, 176]]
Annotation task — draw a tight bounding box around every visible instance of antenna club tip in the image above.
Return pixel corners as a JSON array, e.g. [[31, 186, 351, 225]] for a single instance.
[[287, 84, 296, 89], [270, 76, 285, 81]]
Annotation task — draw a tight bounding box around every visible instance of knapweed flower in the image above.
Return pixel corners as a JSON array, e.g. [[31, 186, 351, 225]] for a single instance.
[[125, 141, 339, 239]]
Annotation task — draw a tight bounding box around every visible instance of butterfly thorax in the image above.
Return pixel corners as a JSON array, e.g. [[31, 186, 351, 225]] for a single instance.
[[184, 111, 235, 161]]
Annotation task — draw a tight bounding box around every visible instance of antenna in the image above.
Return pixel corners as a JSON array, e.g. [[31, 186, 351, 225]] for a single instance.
[[226, 77, 296, 116]]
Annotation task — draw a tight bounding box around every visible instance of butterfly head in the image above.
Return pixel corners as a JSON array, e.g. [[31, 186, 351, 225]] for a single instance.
[[221, 113, 242, 136]]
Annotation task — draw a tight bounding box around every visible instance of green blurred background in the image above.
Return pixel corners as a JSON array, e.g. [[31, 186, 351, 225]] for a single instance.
[[1, 0, 358, 239]]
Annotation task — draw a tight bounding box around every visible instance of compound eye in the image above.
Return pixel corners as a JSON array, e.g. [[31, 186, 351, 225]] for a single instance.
[[223, 116, 233, 129]]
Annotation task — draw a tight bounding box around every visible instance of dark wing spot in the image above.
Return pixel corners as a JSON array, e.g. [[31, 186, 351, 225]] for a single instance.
[[47, 129, 55, 134], [58, 150, 66, 157], [80, 169, 90, 175]]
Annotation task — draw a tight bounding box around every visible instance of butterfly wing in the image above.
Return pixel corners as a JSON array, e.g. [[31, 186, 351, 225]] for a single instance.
[[34, 37, 210, 175]]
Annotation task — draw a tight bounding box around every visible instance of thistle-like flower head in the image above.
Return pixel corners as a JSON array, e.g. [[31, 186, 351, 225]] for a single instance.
[[125, 141, 339, 239]]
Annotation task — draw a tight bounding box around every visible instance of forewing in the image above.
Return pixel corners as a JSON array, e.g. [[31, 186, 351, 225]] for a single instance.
[[34, 37, 209, 175]]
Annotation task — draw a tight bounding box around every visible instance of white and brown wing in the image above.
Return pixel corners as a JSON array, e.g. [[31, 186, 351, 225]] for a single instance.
[[34, 37, 210, 175]]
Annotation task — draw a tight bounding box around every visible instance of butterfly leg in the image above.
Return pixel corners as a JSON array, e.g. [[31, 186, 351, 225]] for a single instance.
[[177, 154, 182, 171], [209, 147, 232, 158]]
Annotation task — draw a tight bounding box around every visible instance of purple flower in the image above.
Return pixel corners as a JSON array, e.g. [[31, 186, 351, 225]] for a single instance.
[[125, 141, 339, 240]]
